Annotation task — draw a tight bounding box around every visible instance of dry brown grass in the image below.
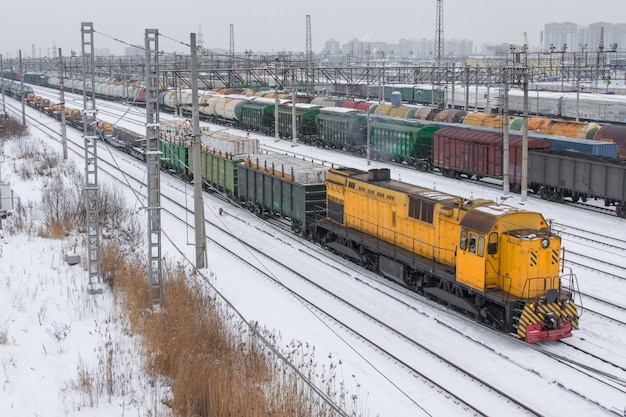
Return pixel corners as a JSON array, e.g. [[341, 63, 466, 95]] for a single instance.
[[5, 129, 366, 417], [102, 245, 362, 417], [37, 219, 68, 239]]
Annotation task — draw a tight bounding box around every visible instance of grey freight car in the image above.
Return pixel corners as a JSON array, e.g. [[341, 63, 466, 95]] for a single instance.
[[529, 151, 626, 217], [237, 154, 332, 234]]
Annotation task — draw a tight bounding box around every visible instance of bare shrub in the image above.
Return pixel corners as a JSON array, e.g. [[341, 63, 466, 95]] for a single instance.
[[12, 137, 60, 180], [37, 175, 82, 236], [0, 115, 28, 140], [5, 200, 36, 236], [0, 328, 8, 345], [99, 241, 123, 290], [98, 182, 130, 231], [34, 147, 62, 177], [12, 136, 43, 160]]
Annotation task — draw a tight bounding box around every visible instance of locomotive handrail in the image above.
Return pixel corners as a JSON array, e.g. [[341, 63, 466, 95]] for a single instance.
[[519, 275, 562, 301]]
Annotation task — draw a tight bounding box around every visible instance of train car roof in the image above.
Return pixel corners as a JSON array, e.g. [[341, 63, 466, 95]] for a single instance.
[[318, 107, 364, 115]]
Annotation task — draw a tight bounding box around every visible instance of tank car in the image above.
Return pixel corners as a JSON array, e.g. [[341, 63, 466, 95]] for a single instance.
[[462, 113, 513, 129], [594, 125, 626, 160]]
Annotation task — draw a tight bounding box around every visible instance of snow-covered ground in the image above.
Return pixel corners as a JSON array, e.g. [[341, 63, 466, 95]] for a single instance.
[[2, 94, 626, 416]]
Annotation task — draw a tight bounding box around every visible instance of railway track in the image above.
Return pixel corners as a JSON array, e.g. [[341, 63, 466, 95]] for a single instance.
[[8, 95, 626, 416], [34, 85, 625, 219]]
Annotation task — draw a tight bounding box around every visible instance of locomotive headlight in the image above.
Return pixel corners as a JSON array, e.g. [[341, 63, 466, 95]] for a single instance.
[[541, 238, 550, 249]]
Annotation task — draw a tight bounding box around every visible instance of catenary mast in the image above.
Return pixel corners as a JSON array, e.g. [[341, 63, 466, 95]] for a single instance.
[[435, 0, 444, 66]]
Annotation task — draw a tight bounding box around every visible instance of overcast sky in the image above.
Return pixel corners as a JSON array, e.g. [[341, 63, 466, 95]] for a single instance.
[[0, 0, 622, 58]]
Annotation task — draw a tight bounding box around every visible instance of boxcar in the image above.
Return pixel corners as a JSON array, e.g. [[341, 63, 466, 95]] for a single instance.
[[432, 126, 551, 185]]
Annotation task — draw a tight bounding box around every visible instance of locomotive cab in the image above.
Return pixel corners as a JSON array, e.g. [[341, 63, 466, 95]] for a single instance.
[[456, 205, 578, 342]]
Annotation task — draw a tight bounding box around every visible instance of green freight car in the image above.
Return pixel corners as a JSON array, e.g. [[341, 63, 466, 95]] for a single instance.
[[277, 103, 320, 140], [370, 116, 439, 168], [188, 147, 244, 197], [237, 153, 331, 235], [239, 99, 276, 134], [316, 108, 367, 152], [190, 130, 259, 196], [159, 137, 190, 175]]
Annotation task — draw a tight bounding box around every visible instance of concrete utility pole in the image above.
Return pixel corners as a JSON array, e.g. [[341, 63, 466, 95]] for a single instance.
[[502, 69, 510, 196], [229, 24, 235, 87], [190, 32, 207, 269], [274, 61, 281, 141], [58, 48, 68, 160], [274, 86, 279, 141], [1, 54, 5, 116], [80, 22, 103, 295], [19, 51, 25, 125], [521, 67, 529, 202], [144, 28, 163, 306], [291, 69, 297, 147]]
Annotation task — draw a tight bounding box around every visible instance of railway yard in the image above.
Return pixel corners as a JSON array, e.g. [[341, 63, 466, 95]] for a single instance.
[[1, 82, 626, 415]]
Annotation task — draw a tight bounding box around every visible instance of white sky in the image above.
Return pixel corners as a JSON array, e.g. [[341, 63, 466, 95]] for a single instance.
[[0, 0, 623, 57]]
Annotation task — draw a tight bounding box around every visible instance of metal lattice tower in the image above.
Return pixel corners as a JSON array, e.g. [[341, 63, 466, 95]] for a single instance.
[[306, 15, 312, 59], [435, 0, 444, 66], [81, 22, 102, 295], [229, 24, 235, 57], [197, 26, 204, 49], [305, 15, 314, 94], [145, 29, 162, 306]]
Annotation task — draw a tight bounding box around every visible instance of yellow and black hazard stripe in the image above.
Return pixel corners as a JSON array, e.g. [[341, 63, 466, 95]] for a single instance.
[[517, 300, 579, 340]]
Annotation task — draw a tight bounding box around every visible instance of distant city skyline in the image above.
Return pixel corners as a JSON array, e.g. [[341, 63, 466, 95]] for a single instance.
[[1, 1, 624, 58], [7, 20, 625, 62]]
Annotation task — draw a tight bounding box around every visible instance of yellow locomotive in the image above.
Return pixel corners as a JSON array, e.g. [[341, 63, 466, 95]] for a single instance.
[[317, 167, 579, 343]]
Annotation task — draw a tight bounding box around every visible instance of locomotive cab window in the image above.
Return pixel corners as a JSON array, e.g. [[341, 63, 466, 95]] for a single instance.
[[469, 234, 477, 254], [467, 234, 485, 257], [488, 232, 498, 254], [477, 236, 485, 257], [460, 229, 467, 251]]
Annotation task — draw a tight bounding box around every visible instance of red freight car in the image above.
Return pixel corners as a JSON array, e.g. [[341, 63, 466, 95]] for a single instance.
[[432, 126, 551, 188]]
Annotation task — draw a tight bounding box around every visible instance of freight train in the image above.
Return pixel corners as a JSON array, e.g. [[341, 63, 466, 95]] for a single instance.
[[332, 83, 626, 125], [5, 76, 626, 217], [4, 80, 581, 343]]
